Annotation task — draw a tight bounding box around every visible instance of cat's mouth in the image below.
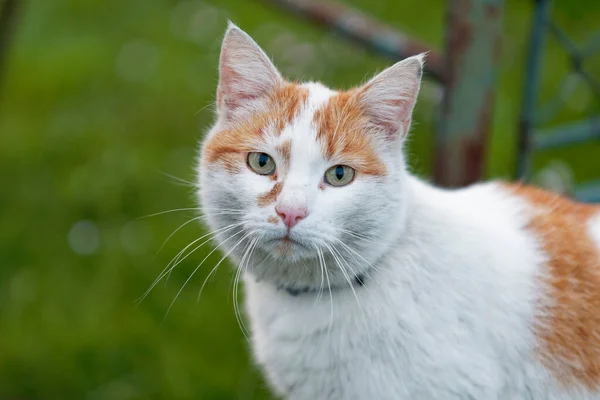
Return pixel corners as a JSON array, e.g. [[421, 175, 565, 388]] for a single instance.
[[265, 234, 309, 253], [271, 235, 301, 246]]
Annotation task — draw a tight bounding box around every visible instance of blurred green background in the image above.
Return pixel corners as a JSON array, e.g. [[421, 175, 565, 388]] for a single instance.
[[0, 0, 598, 398]]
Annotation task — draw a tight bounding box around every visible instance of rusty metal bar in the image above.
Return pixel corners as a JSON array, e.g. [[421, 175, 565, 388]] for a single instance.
[[260, 0, 446, 84], [434, 0, 505, 187]]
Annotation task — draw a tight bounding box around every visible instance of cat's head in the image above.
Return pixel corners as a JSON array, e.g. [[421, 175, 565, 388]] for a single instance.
[[197, 23, 423, 291]]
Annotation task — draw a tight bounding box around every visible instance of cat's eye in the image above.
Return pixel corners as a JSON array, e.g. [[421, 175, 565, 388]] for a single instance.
[[324, 165, 355, 187], [247, 152, 276, 175]]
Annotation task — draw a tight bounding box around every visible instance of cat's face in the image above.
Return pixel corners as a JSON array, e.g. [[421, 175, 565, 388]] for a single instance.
[[197, 23, 423, 290]]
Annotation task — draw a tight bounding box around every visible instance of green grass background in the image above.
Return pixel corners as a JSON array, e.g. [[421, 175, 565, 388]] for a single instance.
[[0, 0, 598, 398]]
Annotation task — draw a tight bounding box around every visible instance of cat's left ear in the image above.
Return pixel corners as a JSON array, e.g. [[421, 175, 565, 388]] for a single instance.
[[356, 54, 425, 140], [217, 22, 282, 120]]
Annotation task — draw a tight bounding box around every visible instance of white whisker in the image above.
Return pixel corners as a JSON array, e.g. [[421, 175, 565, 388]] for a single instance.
[[327, 243, 373, 350], [162, 228, 250, 322], [234, 236, 260, 342], [317, 247, 334, 337], [160, 171, 198, 188], [137, 207, 202, 219], [138, 207, 246, 220], [137, 222, 245, 305], [339, 228, 376, 243], [332, 237, 381, 274], [314, 251, 325, 306], [195, 230, 258, 305], [156, 215, 204, 255]]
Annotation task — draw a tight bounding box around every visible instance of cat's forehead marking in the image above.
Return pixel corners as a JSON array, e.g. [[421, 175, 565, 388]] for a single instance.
[[269, 83, 310, 134], [504, 183, 600, 389], [203, 82, 309, 168], [312, 90, 386, 176]]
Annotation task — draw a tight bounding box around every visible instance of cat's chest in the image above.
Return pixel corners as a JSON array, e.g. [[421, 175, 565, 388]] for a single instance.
[[244, 279, 512, 399]]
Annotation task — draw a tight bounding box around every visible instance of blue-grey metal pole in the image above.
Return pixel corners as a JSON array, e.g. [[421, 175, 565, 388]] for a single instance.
[[517, 0, 553, 180]]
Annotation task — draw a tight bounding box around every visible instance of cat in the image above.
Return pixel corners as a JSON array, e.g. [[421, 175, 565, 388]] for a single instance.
[[196, 22, 600, 399]]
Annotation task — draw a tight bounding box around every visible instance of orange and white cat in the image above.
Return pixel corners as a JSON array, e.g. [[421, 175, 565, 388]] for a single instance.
[[196, 23, 600, 399]]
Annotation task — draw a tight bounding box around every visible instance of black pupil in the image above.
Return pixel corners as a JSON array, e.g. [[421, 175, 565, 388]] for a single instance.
[[335, 166, 344, 180], [258, 153, 269, 168]]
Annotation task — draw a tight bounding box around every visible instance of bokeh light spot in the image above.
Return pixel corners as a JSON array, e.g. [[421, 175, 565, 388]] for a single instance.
[[68, 220, 100, 255]]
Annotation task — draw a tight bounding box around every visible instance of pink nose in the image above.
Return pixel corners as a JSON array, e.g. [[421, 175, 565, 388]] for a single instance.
[[275, 205, 307, 229]]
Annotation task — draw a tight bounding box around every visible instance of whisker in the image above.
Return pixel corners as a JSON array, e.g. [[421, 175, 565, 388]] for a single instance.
[[314, 251, 325, 305], [136, 222, 244, 305], [160, 171, 198, 188], [331, 238, 384, 293], [200, 207, 246, 213], [326, 243, 365, 308], [332, 237, 381, 273], [196, 230, 257, 305], [162, 209, 250, 253], [234, 236, 260, 342], [339, 228, 375, 242], [156, 215, 204, 255], [160, 222, 241, 277], [227, 237, 252, 299], [166, 222, 244, 271], [230, 241, 250, 338], [138, 207, 246, 220], [317, 247, 334, 337], [137, 207, 202, 219], [162, 229, 250, 322], [327, 243, 373, 350], [195, 100, 215, 115], [161, 215, 239, 286]]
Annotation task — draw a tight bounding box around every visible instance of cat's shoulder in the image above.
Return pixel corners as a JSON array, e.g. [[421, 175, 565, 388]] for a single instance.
[[491, 180, 600, 254], [497, 180, 599, 225]]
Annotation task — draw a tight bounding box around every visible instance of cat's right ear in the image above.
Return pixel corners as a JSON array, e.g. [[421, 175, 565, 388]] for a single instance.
[[355, 54, 425, 141], [217, 22, 282, 120]]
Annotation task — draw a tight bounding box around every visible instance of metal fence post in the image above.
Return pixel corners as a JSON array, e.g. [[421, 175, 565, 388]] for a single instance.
[[435, 0, 505, 187], [517, 0, 552, 180]]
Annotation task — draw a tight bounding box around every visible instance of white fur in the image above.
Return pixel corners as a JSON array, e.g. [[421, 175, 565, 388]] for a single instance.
[[197, 25, 600, 400]]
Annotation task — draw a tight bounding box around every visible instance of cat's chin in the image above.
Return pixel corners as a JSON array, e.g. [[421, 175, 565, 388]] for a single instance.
[[260, 236, 314, 262], [242, 236, 372, 292]]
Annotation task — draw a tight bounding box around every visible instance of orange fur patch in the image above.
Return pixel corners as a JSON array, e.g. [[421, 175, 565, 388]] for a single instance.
[[203, 83, 308, 170], [272, 84, 309, 133], [313, 90, 386, 176], [257, 182, 283, 208], [267, 216, 279, 224], [504, 183, 600, 389], [276, 139, 292, 174]]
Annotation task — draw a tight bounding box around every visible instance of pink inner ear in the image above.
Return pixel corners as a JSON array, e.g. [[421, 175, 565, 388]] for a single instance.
[[360, 95, 415, 139], [217, 61, 266, 112], [356, 56, 423, 140], [385, 99, 412, 136], [217, 69, 264, 112]]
